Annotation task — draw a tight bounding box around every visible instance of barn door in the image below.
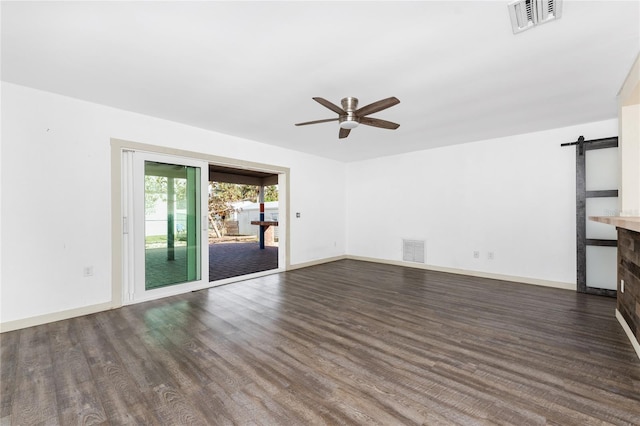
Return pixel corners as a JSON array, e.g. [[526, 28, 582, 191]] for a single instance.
[[573, 136, 619, 296]]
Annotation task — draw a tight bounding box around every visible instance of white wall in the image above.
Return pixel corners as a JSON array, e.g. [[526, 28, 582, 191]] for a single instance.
[[618, 53, 640, 217], [1, 82, 346, 324], [346, 119, 618, 286], [620, 104, 640, 216], [0, 80, 621, 327]]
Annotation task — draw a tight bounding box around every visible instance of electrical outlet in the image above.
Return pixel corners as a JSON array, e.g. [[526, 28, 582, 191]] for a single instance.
[[473, 251, 480, 259], [488, 252, 494, 260], [621, 279, 625, 293]]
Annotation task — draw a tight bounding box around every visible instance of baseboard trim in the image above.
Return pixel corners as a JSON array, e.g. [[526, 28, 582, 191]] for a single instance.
[[0, 301, 116, 333], [0, 257, 342, 332], [616, 309, 640, 361], [288, 255, 347, 271], [0, 255, 578, 333], [345, 255, 576, 291]]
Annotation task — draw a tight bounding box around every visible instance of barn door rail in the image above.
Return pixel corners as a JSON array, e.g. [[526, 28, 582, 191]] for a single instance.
[[561, 135, 619, 155]]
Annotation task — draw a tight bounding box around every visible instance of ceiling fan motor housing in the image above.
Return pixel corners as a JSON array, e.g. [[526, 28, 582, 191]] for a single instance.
[[339, 97, 359, 129], [294, 95, 400, 138]]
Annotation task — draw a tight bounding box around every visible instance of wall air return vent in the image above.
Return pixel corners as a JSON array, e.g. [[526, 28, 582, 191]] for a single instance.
[[508, 0, 562, 34], [402, 239, 425, 264]]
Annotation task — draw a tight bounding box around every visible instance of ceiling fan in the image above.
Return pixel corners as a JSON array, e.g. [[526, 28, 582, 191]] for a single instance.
[[295, 96, 400, 139]]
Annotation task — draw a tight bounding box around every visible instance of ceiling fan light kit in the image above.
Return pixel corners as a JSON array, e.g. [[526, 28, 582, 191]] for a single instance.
[[295, 96, 400, 139], [339, 119, 359, 130]]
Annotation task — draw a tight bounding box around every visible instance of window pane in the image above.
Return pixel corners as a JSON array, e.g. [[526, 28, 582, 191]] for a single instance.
[[144, 161, 200, 290], [586, 245, 617, 290], [585, 148, 619, 191], [586, 197, 618, 240]]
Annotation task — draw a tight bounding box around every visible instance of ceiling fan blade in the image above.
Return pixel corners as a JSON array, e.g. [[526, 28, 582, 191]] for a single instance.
[[295, 118, 339, 126], [355, 97, 400, 117], [339, 128, 351, 139], [313, 97, 346, 115], [359, 116, 400, 129]]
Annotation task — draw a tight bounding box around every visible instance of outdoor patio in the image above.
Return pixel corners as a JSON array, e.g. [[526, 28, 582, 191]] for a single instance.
[[145, 241, 278, 288], [208, 241, 278, 281]]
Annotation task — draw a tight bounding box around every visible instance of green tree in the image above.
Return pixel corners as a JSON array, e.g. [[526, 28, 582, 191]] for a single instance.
[[208, 183, 278, 235], [145, 175, 187, 213]]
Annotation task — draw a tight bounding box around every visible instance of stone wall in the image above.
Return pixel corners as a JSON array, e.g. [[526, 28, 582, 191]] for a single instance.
[[618, 228, 640, 343]]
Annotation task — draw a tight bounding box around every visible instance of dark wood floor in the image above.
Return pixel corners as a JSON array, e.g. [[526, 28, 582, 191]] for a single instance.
[[2, 260, 640, 425]]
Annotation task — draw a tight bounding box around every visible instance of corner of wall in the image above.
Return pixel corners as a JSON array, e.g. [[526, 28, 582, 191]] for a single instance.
[[618, 53, 640, 216], [616, 309, 640, 361]]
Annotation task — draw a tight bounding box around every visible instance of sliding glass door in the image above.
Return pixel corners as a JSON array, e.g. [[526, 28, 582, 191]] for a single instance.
[[143, 160, 201, 289], [124, 151, 208, 303]]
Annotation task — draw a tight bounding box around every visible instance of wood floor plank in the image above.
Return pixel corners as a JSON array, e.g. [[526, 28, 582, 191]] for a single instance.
[[93, 309, 223, 425], [74, 315, 160, 424], [2, 259, 640, 425], [0, 331, 19, 422], [48, 320, 107, 425], [10, 326, 59, 425], [212, 288, 462, 423]]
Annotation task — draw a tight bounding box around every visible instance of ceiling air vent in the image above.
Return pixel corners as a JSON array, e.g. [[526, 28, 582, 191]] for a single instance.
[[508, 0, 562, 34]]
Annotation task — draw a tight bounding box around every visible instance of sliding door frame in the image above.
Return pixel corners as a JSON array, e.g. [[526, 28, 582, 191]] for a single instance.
[[124, 151, 209, 303], [111, 138, 290, 308]]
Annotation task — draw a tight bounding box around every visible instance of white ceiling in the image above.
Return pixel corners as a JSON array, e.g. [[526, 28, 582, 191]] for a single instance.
[[2, 1, 639, 162]]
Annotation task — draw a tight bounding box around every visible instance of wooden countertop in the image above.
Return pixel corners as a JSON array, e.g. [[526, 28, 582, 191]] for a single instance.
[[251, 221, 279, 226], [589, 216, 640, 233]]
